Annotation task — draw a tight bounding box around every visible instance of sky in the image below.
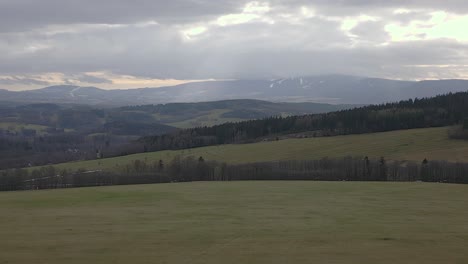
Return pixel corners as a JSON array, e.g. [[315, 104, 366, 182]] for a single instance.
[[1, 0, 468, 90]]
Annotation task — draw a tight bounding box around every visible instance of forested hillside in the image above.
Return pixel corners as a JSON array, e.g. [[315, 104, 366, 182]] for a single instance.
[[3, 92, 468, 170], [0, 99, 353, 169], [144, 92, 468, 151]]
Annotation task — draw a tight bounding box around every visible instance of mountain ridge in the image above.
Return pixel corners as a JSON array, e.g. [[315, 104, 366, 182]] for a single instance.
[[1, 75, 467, 106]]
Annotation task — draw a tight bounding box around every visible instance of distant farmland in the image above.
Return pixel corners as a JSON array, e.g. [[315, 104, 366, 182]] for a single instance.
[[32, 126, 468, 172], [1, 181, 467, 264]]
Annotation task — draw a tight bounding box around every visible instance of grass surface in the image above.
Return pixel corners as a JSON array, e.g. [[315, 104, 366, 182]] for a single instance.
[[0, 122, 50, 135], [36, 127, 468, 172], [1, 181, 467, 264], [166, 109, 245, 128]]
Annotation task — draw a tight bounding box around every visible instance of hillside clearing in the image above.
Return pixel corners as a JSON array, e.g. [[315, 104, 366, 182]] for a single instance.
[[0, 122, 50, 135], [166, 109, 245, 128]]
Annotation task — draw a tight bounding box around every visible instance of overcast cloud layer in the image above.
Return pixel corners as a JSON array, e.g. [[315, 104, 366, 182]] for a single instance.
[[1, 0, 468, 90]]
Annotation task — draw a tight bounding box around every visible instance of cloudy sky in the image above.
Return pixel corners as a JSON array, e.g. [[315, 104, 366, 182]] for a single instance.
[[1, 0, 468, 90]]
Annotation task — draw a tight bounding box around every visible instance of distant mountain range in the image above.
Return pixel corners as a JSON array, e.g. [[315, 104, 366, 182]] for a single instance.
[[1, 75, 468, 106]]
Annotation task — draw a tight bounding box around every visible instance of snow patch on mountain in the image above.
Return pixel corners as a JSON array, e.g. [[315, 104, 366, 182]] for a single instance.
[[70, 87, 81, 98]]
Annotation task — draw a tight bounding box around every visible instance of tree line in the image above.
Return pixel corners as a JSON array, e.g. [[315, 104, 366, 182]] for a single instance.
[[143, 92, 468, 152], [1, 156, 467, 191]]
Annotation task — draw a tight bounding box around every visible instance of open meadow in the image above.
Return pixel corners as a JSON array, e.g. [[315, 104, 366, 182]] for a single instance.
[[1, 181, 467, 264], [34, 126, 468, 172]]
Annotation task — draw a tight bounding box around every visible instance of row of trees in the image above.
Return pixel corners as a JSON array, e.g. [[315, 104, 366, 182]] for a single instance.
[[143, 92, 468, 151], [1, 156, 467, 191]]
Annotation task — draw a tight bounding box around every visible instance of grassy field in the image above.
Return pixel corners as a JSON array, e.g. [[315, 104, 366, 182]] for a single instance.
[[0, 122, 50, 135], [36, 126, 468, 172], [166, 109, 245, 129], [0, 181, 467, 264]]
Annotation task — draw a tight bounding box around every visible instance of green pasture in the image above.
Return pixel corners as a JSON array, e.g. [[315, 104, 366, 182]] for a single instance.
[[1, 181, 467, 264], [33, 127, 468, 172]]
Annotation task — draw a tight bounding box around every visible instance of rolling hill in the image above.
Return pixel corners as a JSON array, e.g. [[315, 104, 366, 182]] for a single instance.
[[122, 99, 356, 128], [29, 127, 468, 173], [0, 99, 355, 131], [0, 99, 356, 169], [4, 91, 468, 171]]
